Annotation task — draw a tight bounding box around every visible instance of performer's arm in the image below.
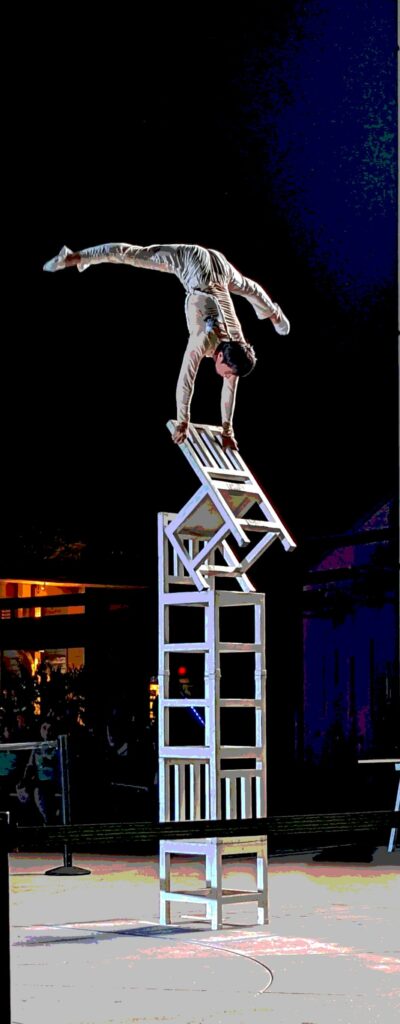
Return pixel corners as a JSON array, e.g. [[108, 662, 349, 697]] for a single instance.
[[220, 376, 239, 450], [173, 339, 206, 444]]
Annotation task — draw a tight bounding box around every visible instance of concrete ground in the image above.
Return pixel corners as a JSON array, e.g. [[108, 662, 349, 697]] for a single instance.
[[9, 845, 400, 1024]]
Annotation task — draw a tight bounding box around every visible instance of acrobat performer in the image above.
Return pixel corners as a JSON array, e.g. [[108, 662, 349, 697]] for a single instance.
[[44, 242, 290, 450]]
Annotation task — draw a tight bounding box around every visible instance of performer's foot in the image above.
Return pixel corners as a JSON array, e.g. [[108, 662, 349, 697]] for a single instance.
[[43, 245, 73, 272], [271, 305, 290, 335]]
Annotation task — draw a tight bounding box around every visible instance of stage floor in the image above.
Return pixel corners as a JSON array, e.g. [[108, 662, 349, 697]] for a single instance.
[[9, 846, 400, 1024]]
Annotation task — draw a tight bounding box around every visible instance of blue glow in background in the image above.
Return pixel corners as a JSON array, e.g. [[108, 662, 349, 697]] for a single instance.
[[235, 0, 396, 309]]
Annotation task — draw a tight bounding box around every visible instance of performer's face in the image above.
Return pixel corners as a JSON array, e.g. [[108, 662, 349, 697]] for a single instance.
[[213, 351, 237, 380]]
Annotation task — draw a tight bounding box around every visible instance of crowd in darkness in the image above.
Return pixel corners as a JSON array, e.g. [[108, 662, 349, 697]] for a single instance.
[[0, 659, 158, 826]]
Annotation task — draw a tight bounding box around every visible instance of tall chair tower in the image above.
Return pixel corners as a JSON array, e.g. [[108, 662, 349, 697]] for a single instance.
[[158, 422, 295, 929]]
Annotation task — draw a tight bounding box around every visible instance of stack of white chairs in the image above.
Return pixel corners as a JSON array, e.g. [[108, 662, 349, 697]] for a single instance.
[[158, 423, 296, 929]]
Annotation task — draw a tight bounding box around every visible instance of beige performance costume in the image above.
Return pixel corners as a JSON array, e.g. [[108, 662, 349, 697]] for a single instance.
[[44, 242, 290, 444]]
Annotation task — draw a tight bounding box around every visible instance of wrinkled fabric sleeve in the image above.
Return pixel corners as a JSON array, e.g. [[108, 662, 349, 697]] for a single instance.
[[221, 375, 239, 436], [176, 338, 206, 424], [227, 262, 277, 320]]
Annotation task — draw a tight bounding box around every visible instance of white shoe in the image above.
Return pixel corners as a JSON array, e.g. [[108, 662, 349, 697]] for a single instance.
[[272, 305, 290, 335], [43, 245, 73, 272]]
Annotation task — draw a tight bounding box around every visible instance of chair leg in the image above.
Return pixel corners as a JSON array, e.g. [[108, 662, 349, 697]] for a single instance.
[[160, 893, 171, 925], [388, 776, 400, 853], [159, 845, 171, 924], [257, 841, 268, 925], [209, 843, 223, 930]]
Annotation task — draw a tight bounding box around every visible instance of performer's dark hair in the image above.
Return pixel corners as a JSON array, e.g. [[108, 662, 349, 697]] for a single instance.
[[216, 340, 257, 377]]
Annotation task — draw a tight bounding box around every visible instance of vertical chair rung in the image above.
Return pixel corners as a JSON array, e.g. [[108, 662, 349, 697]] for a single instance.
[[241, 776, 252, 818], [173, 764, 186, 821], [205, 764, 210, 819], [225, 777, 237, 819], [189, 763, 202, 820]]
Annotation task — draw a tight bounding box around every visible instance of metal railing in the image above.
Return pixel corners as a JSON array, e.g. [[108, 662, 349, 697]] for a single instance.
[[0, 735, 90, 876]]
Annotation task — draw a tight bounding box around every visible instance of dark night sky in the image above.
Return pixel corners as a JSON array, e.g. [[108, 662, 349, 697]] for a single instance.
[[4, 1, 397, 583]]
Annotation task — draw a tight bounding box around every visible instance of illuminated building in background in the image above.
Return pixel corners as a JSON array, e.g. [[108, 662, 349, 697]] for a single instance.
[[149, 675, 159, 722]]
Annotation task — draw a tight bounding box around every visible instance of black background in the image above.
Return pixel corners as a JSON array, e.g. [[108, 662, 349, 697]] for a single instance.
[[3, 5, 397, 583]]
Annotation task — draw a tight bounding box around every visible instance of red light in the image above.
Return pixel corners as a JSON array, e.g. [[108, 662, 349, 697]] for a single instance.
[[178, 665, 188, 677]]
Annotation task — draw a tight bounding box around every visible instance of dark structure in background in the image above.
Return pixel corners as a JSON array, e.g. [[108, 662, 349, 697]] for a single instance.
[[303, 500, 398, 762], [0, 571, 154, 822], [1, 490, 397, 821], [0, 573, 150, 722], [301, 499, 398, 811]]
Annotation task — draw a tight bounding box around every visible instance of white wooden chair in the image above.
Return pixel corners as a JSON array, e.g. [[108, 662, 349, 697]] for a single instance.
[[165, 421, 296, 591]]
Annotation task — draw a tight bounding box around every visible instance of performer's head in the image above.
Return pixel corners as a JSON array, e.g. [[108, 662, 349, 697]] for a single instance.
[[214, 340, 257, 379]]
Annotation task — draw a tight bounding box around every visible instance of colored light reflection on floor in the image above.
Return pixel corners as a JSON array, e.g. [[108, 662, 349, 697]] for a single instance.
[[18, 919, 400, 974]]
